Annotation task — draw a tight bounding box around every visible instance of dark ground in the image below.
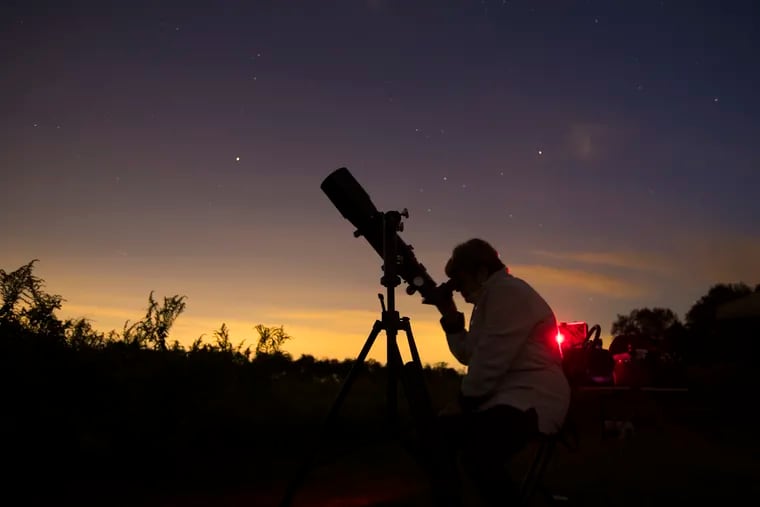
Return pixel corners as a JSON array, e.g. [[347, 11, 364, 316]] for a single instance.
[[4, 326, 757, 507], [67, 388, 760, 507]]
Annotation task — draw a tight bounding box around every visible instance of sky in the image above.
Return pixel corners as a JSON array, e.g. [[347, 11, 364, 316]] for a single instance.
[[2, 0, 759, 367]]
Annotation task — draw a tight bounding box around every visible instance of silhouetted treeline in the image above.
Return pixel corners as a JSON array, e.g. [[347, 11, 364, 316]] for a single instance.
[[609, 283, 760, 365], [0, 260, 463, 501], [1, 260, 757, 501]]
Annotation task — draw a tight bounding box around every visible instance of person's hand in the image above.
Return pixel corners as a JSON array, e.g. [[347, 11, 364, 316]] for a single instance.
[[430, 281, 458, 316], [438, 298, 458, 317], [439, 310, 465, 334]]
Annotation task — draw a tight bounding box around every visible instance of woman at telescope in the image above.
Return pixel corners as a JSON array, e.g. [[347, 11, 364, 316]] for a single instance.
[[430, 238, 571, 507]]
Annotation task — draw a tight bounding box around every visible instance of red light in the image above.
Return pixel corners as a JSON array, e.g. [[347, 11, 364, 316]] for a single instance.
[[555, 331, 565, 359]]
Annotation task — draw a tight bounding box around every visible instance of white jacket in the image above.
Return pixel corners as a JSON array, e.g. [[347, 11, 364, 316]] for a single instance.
[[445, 269, 571, 434]]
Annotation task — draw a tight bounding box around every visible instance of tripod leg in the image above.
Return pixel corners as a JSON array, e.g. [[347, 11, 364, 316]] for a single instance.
[[386, 327, 400, 432], [397, 320, 464, 507], [402, 317, 424, 368], [399, 318, 434, 422], [278, 320, 384, 507]]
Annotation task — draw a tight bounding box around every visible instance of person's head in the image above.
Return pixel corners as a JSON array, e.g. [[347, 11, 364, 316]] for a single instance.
[[444, 238, 506, 304]]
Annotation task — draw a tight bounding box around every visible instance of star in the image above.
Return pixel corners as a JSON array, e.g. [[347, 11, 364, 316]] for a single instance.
[[537, 149, 543, 155], [713, 97, 719, 103], [235, 156, 240, 161]]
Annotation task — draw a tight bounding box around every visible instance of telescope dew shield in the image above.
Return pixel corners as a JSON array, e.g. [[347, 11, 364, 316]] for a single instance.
[[320, 167, 379, 230], [320, 167, 453, 310]]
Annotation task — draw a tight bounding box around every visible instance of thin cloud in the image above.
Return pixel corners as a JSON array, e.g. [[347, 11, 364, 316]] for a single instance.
[[266, 308, 379, 323], [59, 303, 256, 342], [671, 233, 760, 285], [565, 122, 634, 163], [60, 304, 140, 323], [511, 264, 649, 299], [532, 249, 674, 275]]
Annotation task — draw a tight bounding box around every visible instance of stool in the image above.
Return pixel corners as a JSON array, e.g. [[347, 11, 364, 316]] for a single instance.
[[518, 419, 579, 506]]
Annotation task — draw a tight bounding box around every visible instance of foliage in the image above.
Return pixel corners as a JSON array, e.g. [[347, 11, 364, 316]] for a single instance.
[[684, 283, 753, 332], [611, 307, 680, 341], [0, 259, 65, 336], [122, 291, 187, 350], [0, 260, 466, 498], [609, 282, 759, 364], [683, 282, 758, 363], [1, 258, 757, 501], [254, 323, 292, 356]]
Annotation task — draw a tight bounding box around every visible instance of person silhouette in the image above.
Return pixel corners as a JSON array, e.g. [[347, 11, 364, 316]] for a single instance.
[[428, 238, 571, 507]]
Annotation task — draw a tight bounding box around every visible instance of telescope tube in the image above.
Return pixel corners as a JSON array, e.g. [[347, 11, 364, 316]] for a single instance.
[[321, 167, 453, 310]]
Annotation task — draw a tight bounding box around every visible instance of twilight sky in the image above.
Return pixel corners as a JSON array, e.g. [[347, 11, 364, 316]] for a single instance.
[[2, 0, 759, 366]]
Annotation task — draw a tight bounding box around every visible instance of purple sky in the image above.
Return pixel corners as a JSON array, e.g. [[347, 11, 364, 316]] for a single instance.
[[2, 0, 759, 365]]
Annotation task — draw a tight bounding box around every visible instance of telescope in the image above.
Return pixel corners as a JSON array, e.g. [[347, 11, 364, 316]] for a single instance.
[[280, 167, 450, 507], [321, 167, 455, 312]]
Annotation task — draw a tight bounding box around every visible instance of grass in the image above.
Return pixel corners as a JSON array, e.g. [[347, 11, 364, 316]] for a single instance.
[[125, 388, 760, 507]]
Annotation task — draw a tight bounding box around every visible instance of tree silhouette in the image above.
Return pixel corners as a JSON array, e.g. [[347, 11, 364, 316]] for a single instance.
[[254, 324, 292, 356], [64, 317, 107, 350], [610, 307, 680, 341], [0, 259, 66, 336], [211, 322, 252, 363], [214, 322, 233, 351], [0, 259, 39, 319], [122, 291, 187, 350], [685, 283, 757, 364], [685, 283, 752, 331]]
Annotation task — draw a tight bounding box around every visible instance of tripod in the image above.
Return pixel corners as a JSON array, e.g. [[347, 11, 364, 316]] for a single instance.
[[278, 209, 435, 507]]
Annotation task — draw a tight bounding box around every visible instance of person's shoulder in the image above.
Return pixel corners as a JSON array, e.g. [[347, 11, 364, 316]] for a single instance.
[[494, 273, 553, 311], [488, 272, 532, 301], [497, 273, 534, 293]]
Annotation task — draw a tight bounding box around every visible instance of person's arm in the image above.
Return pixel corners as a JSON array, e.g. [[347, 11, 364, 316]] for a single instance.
[[433, 284, 474, 365], [441, 310, 471, 365], [458, 284, 535, 411]]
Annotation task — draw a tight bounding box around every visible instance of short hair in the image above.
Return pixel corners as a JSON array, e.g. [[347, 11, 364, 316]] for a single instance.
[[445, 238, 506, 278]]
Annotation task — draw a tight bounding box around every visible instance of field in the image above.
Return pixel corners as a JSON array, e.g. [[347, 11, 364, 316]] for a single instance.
[[138, 384, 759, 507], [3, 327, 757, 507]]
